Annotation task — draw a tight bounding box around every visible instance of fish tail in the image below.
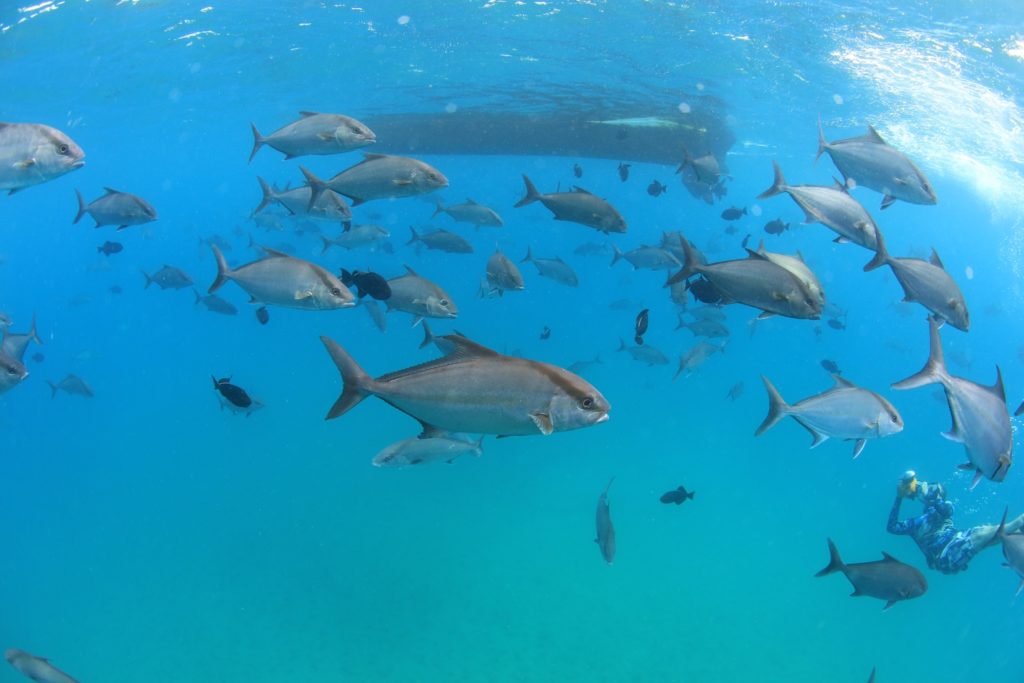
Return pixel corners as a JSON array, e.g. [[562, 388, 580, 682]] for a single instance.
[[26, 313, 41, 346], [891, 317, 947, 390], [73, 189, 87, 224], [319, 235, 333, 255], [419, 320, 435, 349], [320, 336, 375, 420], [472, 435, 484, 456], [815, 538, 846, 577], [141, 269, 153, 289], [299, 165, 327, 211], [617, 338, 626, 352], [193, 288, 201, 305], [664, 234, 698, 286], [610, 243, 624, 267], [211, 375, 220, 391], [513, 175, 541, 208], [208, 244, 232, 294], [520, 246, 533, 264], [252, 176, 275, 215], [688, 490, 695, 500], [248, 122, 264, 164], [755, 375, 790, 436], [815, 115, 828, 162], [862, 227, 890, 272], [1015, 400, 1024, 417], [675, 148, 692, 174], [756, 160, 787, 199], [47, 380, 57, 399], [996, 507, 1009, 540], [431, 198, 445, 218], [406, 226, 420, 245]]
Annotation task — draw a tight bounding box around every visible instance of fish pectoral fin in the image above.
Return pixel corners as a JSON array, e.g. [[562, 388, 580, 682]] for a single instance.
[[882, 600, 897, 611], [13, 158, 36, 169], [756, 311, 776, 320], [316, 131, 336, 141], [530, 411, 555, 435], [294, 290, 314, 300], [880, 195, 896, 210], [852, 439, 867, 459], [392, 179, 413, 186], [941, 429, 964, 444], [849, 588, 863, 597]]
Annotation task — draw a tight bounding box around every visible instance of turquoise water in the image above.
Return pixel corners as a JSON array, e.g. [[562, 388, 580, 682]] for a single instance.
[[2, 2, 1024, 681]]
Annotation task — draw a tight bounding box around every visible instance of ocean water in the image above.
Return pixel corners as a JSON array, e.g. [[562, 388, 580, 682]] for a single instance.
[[2, 2, 1024, 681]]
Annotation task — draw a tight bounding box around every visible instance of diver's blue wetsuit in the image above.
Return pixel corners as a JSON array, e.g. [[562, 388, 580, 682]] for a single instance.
[[887, 494, 974, 574]]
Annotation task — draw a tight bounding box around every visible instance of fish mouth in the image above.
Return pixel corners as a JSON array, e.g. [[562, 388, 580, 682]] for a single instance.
[[71, 159, 86, 169], [595, 413, 609, 424]]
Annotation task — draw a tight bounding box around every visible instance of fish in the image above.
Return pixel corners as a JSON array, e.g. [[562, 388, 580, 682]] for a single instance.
[[372, 434, 484, 468], [142, 265, 193, 290], [320, 223, 391, 252], [666, 234, 822, 320], [721, 206, 746, 221], [821, 359, 842, 375], [673, 341, 724, 380], [483, 249, 525, 297], [827, 318, 846, 330], [432, 198, 503, 228], [617, 162, 630, 181], [198, 234, 233, 252], [340, 269, 391, 300], [863, 231, 969, 331], [647, 180, 667, 197], [611, 244, 681, 271], [4, 648, 80, 683], [573, 163, 583, 178], [0, 122, 85, 194], [892, 318, 1012, 488], [109, 285, 123, 295], [756, 375, 903, 458], [407, 226, 474, 253], [212, 376, 263, 416], [0, 352, 29, 394], [689, 306, 727, 322], [194, 289, 238, 315], [997, 509, 1024, 595], [320, 333, 610, 437], [757, 161, 880, 250], [567, 356, 602, 375], [686, 278, 725, 305], [617, 339, 668, 366], [2, 313, 43, 361], [676, 314, 729, 339], [255, 306, 269, 325], [248, 111, 375, 162], [520, 247, 579, 287], [252, 177, 352, 225], [540, 326, 551, 340], [73, 187, 157, 230], [209, 244, 354, 310], [816, 120, 937, 209], [726, 382, 744, 401], [815, 538, 927, 611], [747, 240, 827, 308], [595, 477, 616, 564], [97, 240, 123, 256], [301, 153, 448, 207], [514, 175, 627, 234], [659, 485, 695, 505], [385, 266, 458, 324], [634, 309, 649, 345], [676, 150, 722, 185], [763, 218, 790, 235], [31, 352, 44, 363], [574, 242, 611, 257], [47, 373, 93, 398]]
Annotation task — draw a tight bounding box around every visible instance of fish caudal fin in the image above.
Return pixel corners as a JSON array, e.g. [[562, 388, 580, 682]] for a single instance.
[[756, 160, 787, 199], [419, 320, 435, 349], [892, 318, 947, 390], [431, 199, 445, 218], [520, 246, 533, 264], [862, 227, 890, 272], [755, 375, 790, 436], [513, 175, 541, 208], [664, 234, 699, 286], [406, 226, 420, 245], [252, 177, 275, 215], [321, 336, 375, 420], [610, 243, 624, 267], [299, 166, 327, 210], [815, 116, 828, 162], [248, 123, 264, 164], [73, 189, 87, 224], [814, 538, 846, 577], [208, 244, 232, 294], [46, 380, 57, 399]]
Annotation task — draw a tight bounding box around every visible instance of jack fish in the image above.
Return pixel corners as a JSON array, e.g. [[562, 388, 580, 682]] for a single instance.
[[815, 538, 927, 610], [484, 249, 525, 296], [301, 153, 448, 207], [520, 247, 579, 287], [514, 175, 627, 234], [47, 373, 94, 398], [73, 187, 157, 230], [0, 122, 85, 194], [249, 111, 375, 162], [372, 434, 484, 467], [252, 177, 352, 224], [4, 649, 79, 683], [209, 245, 354, 310], [386, 266, 458, 324], [595, 477, 616, 564], [433, 198, 503, 228]]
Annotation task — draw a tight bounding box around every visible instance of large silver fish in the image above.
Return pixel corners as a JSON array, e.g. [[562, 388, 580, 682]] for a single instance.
[[433, 198, 503, 228], [47, 373, 94, 398], [863, 231, 969, 331], [252, 177, 352, 224], [520, 247, 579, 287], [611, 244, 680, 271], [142, 265, 192, 290], [997, 510, 1024, 596], [0, 122, 85, 194], [385, 266, 458, 324], [0, 351, 28, 394], [483, 249, 525, 296], [73, 187, 157, 230], [595, 477, 616, 565], [514, 175, 626, 234], [209, 245, 354, 310], [372, 434, 483, 468], [321, 334, 610, 437], [892, 318, 1011, 487], [815, 539, 927, 611], [320, 224, 391, 252], [757, 161, 879, 250], [756, 375, 903, 458], [249, 111, 375, 162], [407, 226, 474, 253], [617, 339, 669, 366], [673, 341, 725, 380], [4, 650, 79, 683], [301, 153, 448, 207], [817, 120, 937, 209]]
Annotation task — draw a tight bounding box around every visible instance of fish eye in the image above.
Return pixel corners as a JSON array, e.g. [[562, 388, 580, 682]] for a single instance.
[[440, 299, 448, 307], [330, 287, 342, 296], [57, 144, 69, 155], [580, 396, 594, 409], [890, 414, 899, 423]]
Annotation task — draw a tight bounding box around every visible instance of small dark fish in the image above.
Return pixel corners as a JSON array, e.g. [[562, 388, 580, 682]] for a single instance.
[[256, 306, 269, 325], [634, 308, 649, 346], [595, 477, 616, 564], [764, 218, 790, 235], [109, 285, 122, 294], [726, 382, 744, 401], [573, 163, 583, 178], [659, 485, 695, 505], [617, 163, 630, 182], [820, 359, 842, 374], [647, 180, 667, 197], [721, 206, 747, 221], [340, 268, 391, 300], [688, 277, 724, 304], [540, 326, 551, 340], [212, 375, 252, 409], [97, 240, 123, 256], [31, 352, 44, 363], [724, 224, 737, 235], [827, 318, 846, 330]]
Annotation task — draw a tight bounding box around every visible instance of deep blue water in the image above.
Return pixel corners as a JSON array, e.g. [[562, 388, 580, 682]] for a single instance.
[[2, 2, 1024, 682]]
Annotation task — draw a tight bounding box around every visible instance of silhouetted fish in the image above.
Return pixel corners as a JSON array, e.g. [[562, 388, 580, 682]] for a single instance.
[[595, 477, 616, 564], [726, 382, 744, 401], [721, 206, 746, 220], [827, 318, 846, 330], [256, 306, 269, 325], [97, 240, 123, 256], [540, 326, 551, 340], [573, 163, 583, 178], [821, 359, 842, 374], [340, 268, 392, 300], [212, 376, 252, 409], [764, 218, 790, 235], [31, 352, 44, 363], [647, 180, 667, 197], [815, 538, 927, 610], [634, 308, 649, 345], [618, 162, 630, 181], [660, 485, 694, 505]]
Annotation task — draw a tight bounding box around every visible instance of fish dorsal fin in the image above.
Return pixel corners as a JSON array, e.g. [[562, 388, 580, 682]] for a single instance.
[[439, 335, 499, 359], [929, 249, 945, 269], [865, 125, 887, 144], [990, 365, 1007, 401], [832, 374, 856, 389], [744, 248, 768, 261], [261, 246, 291, 258], [757, 238, 767, 254], [465, 198, 477, 204], [571, 186, 593, 195], [832, 177, 850, 193], [362, 153, 390, 161], [403, 264, 419, 276], [298, 111, 319, 117], [880, 551, 899, 562], [103, 187, 122, 195]]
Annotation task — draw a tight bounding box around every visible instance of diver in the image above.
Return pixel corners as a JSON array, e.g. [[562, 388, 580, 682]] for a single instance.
[[887, 470, 1024, 574]]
